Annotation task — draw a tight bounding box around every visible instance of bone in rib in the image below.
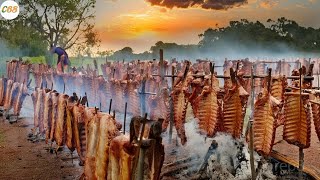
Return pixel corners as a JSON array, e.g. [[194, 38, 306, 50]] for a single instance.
[[193, 74, 220, 137], [283, 91, 311, 148], [252, 84, 278, 156], [222, 68, 249, 138], [171, 64, 193, 145]]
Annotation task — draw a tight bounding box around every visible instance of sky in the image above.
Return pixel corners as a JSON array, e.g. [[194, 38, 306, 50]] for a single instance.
[[94, 0, 320, 53]]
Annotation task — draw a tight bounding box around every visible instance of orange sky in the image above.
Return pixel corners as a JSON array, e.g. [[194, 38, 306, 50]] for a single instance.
[[94, 0, 320, 53]]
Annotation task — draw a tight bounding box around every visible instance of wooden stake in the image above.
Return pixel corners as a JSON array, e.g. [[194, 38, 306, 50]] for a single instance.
[[140, 79, 146, 115], [113, 110, 115, 119], [299, 147, 304, 179], [279, 60, 281, 75], [249, 64, 256, 180], [85, 92, 89, 107], [267, 68, 272, 92], [27, 79, 32, 87], [109, 99, 112, 114], [317, 64, 319, 89], [63, 83, 65, 94], [299, 62, 304, 179], [160, 49, 164, 80], [210, 62, 214, 86], [235, 60, 240, 76], [132, 113, 148, 180], [40, 81, 43, 89], [140, 113, 148, 142], [169, 65, 175, 143], [93, 59, 98, 70], [124, 102, 127, 135]]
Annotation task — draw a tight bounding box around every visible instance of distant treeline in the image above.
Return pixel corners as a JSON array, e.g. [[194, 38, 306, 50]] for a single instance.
[[1, 17, 320, 60], [108, 17, 320, 60]]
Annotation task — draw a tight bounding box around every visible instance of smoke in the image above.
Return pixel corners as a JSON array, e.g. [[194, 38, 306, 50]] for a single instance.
[[156, 40, 320, 64], [0, 39, 23, 58], [146, 0, 248, 10], [183, 118, 212, 158]]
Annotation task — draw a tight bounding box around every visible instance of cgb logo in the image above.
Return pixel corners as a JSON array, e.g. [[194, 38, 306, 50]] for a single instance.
[[0, 0, 19, 20]]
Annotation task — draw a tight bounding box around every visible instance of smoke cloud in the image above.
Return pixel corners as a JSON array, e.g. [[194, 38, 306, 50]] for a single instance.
[[146, 0, 248, 10]]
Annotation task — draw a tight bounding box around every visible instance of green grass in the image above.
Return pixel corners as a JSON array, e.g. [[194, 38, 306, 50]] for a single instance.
[[25, 56, 46, 64]]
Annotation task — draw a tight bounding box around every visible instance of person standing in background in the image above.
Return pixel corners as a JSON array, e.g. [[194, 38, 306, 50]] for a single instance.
[[50, 45, 70, 73]]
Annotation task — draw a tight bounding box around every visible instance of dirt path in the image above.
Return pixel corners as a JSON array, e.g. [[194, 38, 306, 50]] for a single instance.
[[0, 99, 83, 179]]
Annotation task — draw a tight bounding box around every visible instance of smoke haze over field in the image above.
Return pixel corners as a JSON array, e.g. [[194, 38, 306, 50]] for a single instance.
[[107, 39, 320, 63], [0, 40, 23, 57]]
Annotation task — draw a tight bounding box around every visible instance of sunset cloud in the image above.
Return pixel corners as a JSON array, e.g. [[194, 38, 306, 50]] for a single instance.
[[95, 0, 320, 52], [259, 0, 279, 9], [145, 0, 248, 10]]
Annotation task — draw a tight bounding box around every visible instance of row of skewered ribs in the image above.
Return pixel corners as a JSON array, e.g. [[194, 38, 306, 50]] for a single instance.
[[6, 60, 31, 84], [31, 86, 165, 180], [169, 60, 318, 158], [28, 59, 319, 152], [0, 78, 28, 117], [31, 62, 171, 116], [251, 66, 319, 156], [29, 59, 317, 147]]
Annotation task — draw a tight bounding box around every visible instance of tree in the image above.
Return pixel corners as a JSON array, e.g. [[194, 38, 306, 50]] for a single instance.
[[19, 0, 99, 49], [120, 47, 134, 54], [110, 47, 134, 61], [97, 50, 114, 58], [0, 19, 47, 57]]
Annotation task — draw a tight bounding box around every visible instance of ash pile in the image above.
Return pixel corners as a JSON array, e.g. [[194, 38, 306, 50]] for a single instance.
[[195, 134, 275, 180], [162, 132, 276, 180]]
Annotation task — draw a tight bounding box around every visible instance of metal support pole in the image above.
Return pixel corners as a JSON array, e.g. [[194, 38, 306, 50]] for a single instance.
[[124, 102, 127, 134], [109, 99, 112, 114]]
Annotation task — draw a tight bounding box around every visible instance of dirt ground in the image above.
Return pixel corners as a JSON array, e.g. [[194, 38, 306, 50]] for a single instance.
[[0, 98, 83, 180]]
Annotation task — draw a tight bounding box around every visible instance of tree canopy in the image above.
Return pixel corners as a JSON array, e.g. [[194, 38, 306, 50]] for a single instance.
[[0, 0, 99, 57]]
